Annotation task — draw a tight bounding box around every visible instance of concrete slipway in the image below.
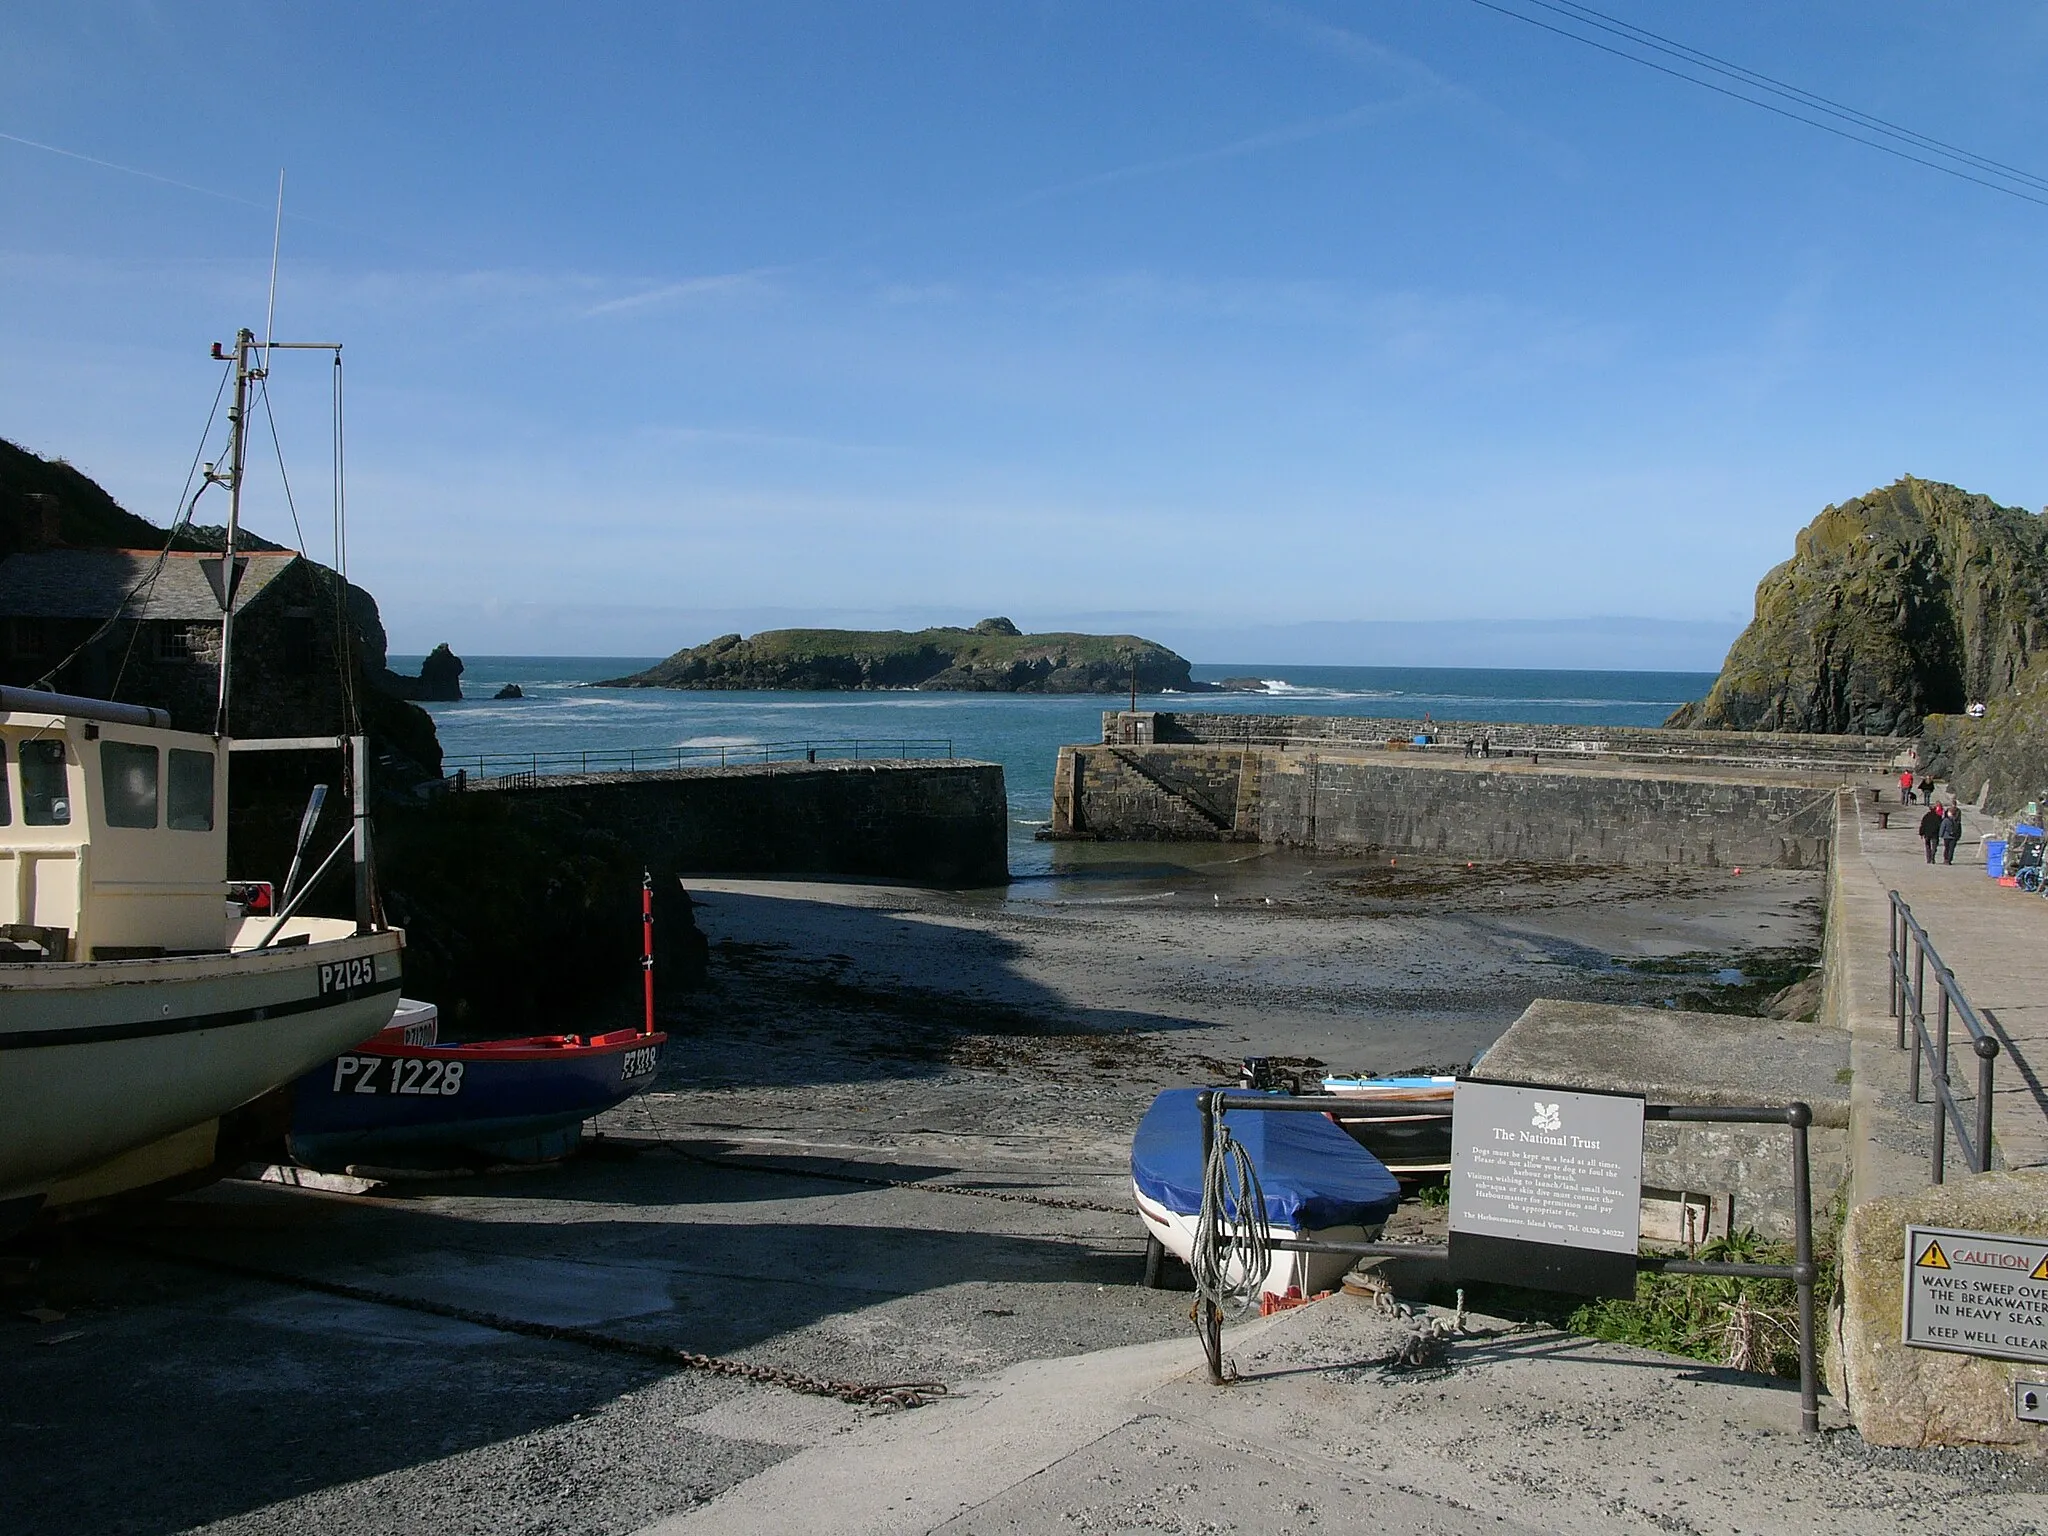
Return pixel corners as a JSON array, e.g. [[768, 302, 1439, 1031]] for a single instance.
[[643, 1292, 2048, 1536]]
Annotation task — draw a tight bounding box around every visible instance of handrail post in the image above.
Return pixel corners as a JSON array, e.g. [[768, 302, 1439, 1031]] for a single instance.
[[1888, 895, 1901, 1022], [1913, 932, 1926, 1041], [1198, 1089, 1224, 1385], [1937, 981, 1953, 1098], [1931, 1082, 1947, 1185], [1908, 931, 1925, 1104], [1976, 1036, 1999, 1174], [1789, 1103, 1818, 1435]]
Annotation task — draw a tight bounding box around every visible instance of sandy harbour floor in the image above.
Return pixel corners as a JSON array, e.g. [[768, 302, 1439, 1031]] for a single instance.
[[15, 845, 2039, 1534]]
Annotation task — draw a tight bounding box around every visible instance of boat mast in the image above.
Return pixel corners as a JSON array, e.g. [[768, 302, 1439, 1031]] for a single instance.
[[212, 326, 261, 738]]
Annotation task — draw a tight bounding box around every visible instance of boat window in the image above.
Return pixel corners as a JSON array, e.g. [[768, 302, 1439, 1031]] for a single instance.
[[0, 743, 9, 826], [167, 747, 214, 831], [20, 739, 69, 826], [101, 740, 159, 829]]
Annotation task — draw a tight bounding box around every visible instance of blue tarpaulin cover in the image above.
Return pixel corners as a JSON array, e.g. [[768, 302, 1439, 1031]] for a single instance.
[[1130, 1087, 1403, 1230]]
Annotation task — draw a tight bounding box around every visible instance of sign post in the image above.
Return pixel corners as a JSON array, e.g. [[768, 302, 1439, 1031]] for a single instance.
[[1903, 1225, 2048, 1364], [1447, 1077, 1646, 1298]]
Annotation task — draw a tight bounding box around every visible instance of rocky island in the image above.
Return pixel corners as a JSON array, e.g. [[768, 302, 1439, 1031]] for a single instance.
[[603, 616, 1204, 693]]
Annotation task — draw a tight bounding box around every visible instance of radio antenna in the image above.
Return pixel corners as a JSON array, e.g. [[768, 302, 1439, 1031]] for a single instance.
[[263, 169, 284, 362]]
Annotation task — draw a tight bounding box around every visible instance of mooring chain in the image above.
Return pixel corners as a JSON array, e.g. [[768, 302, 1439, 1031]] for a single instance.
[[653, 1141, 1131, 1214], [101, 1240, 946, 1410]]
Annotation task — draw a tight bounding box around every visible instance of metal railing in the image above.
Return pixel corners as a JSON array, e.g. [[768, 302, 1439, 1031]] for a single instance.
[[1889, 892, 1999, 1182], [442, 738, 955, 784], [1194, 1089, 1820, 1435], [1108, 731, 1888, 778]]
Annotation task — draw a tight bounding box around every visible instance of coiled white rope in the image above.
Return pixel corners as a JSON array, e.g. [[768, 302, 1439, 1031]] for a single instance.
[[1191, 1123, 1273, 1320]]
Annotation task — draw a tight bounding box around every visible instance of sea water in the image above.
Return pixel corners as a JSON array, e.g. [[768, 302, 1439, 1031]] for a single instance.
[[397, 657, 1715, 876]]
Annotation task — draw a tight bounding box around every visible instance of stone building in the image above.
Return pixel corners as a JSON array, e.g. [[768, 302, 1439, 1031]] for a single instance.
[[0, 547, 361, 738]]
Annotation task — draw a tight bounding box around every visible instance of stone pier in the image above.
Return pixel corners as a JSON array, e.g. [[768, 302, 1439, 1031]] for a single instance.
[[1051, 740, 1839, 869], [473, 757, 1010, 886]]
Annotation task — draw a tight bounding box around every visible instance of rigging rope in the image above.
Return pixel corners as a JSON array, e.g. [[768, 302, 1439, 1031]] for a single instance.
[[1190, 1123, 1273, 1322], [256, 377, 311, 558], [42, 360, 234, 698], [332, 349, 360, 736]]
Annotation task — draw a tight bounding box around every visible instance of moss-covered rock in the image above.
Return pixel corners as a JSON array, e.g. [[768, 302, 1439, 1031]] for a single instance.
[[1920, 663, 2048, 814], [1670, 478, 2048, 735], [606, 621, 1201, 694]]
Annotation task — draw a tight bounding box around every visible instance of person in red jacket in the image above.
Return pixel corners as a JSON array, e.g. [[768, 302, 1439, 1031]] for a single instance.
[[1900, 770, 1916, 804]]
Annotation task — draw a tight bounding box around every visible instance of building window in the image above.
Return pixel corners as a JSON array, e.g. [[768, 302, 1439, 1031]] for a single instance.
[[153, 623, 195, 662], [0, 743, 10, 827], [9, 619, 45, 659], [101, 740, 159, 829], [20, 739, 69, 825], [167, 748, 214, 831]]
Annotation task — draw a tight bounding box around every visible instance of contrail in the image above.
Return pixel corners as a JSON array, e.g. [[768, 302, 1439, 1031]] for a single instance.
[[0, 129, 273, 211]]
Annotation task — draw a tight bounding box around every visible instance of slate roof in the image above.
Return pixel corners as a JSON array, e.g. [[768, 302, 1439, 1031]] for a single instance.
[[0, 549, 299, 622]]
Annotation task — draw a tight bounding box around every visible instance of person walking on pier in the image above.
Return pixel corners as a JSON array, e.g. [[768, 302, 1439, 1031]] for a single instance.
[[1919, 803, 1944, 863], [1941, 802, 1963, 865], [1900, 769, 1917, 804]]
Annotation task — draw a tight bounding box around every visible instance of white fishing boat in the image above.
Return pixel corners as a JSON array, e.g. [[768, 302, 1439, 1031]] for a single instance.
[[0, 327, 405, 1224]]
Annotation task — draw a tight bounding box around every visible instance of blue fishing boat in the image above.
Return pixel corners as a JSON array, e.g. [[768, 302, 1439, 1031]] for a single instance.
[[286, 1000, 665, 1173], [1130, 1087, 1402, 1298]]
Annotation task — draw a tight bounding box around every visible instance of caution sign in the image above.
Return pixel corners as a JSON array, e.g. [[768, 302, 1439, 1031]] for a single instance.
[[1903, 1225, 2048, 1364]]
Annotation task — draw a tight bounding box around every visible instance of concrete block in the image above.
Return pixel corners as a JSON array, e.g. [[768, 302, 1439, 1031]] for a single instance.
[[1836, 1170, 2048, 1453], [1475, 1000, 1851, 1239]]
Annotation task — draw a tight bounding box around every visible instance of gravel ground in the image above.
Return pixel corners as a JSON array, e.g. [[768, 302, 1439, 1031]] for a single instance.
[[1, 846, 1843, 1535]]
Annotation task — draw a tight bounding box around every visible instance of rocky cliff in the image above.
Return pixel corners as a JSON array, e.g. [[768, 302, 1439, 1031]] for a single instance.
[[1669, 478, 2048, 735], [1920, 679, 2048, 815], [607, 617, 1203, 694]]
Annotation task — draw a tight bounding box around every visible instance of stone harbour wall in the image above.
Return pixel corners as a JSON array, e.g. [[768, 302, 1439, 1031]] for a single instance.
[[477, 758, 1009, 886], [1052, 744, 1836, 869], [1114, 710, 1907, 774]]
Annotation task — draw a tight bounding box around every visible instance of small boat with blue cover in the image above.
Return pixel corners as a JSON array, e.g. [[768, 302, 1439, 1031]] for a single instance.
[[1130, 1087, 1402, 1299]]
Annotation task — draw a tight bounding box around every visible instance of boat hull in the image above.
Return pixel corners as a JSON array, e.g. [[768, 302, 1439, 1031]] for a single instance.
[[1320, 1076, 1456, 1174], [1133, 1183, 1371, 1297], [1129, 1087, 1401, 1300], [287, 1029, 664, 1173], [0, 928, 404, 1202]]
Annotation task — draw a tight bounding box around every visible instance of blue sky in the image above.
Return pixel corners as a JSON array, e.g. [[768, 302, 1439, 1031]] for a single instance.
[[4, 3, 2046, 666]]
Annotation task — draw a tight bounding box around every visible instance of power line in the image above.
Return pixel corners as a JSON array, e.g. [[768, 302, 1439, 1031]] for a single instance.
[[1524, 0, 2048, 194], [1459, 0, 2048, 211]]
